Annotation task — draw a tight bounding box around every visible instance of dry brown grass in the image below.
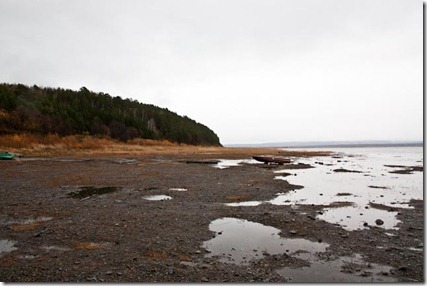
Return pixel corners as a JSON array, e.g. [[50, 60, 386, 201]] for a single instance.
[[226, 194, 252, 201], [145, 250, 168, 260], [10, 221, 43, 231], [0, 133, 333, 158], [75, 242, 109, 251]]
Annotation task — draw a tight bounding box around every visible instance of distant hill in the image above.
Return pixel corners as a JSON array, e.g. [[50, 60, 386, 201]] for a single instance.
[[0, 83, 221, 146]]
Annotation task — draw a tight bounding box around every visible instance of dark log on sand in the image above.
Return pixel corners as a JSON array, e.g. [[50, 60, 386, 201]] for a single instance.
[[252, 155, 292, 165]]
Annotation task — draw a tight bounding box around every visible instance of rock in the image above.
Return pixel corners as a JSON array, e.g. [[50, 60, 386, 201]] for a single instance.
[[375, 219, 384, 226], [105, 271, 113, 275], [201, 277, 209, 282], [361, 271, 372, 277], [289, 230, 297, 235], [398, 266, 408, 271]]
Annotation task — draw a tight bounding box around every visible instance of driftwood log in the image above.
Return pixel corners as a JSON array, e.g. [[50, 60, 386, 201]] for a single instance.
[[252, 155, 292, 165]]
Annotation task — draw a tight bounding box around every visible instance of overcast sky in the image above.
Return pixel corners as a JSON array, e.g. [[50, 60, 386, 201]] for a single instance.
[[0, 0, 423, 144]]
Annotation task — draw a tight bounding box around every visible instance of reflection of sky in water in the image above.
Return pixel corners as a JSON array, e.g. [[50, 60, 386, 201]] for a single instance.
[[0, 240, 17, 257], [202, 217, 328, 265], [142, 195, 172, 201], [213, 159, 258, 169], [228, 147, 423, 231], [277, 253, 396, 282]]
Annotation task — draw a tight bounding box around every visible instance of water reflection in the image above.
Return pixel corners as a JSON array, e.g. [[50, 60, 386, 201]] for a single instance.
[[277, 253, 396, 282], [226, 147, 422, 231], [0, 239, 17, 257], [202, 218, 328, 265], [143, 195, 172, 201], [213, 159, 258, 169]]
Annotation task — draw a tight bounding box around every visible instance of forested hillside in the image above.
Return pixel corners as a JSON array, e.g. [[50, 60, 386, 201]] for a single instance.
[[0, 83, 221, 146]]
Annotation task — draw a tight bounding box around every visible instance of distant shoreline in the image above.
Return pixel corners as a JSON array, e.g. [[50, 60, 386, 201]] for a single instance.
[[226, 142, 423, 149]]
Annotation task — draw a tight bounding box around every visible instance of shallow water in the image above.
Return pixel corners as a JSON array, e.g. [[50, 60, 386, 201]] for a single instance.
[[227, 147, 423, 231], [168, 188, 187, 192], [277, 253, 396, 282], [317, 206, 400, 231], [0, 239, 17, 257], [67, 186, 119, 199], [0, 216, 53, 225], [213, 159, 258, 169], [202, 217, 328, 265], [142, 195, 172, 201]]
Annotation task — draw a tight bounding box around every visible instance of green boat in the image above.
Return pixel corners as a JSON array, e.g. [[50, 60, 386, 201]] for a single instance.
[[0, 152, 14, 160]]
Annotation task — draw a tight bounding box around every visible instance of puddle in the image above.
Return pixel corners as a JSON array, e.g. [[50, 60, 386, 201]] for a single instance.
[[18, 254, 38, 260], [277, 253, 396, 282], [168, 188, 187, 192], [41, 245, 71, 251], [67, 186, 119, 199], [213, 159, 258, 169], [143, 195, 172, 201], [0, 239, 18, 257], [317, 206, 400, 231], [202, 218, 328, 265], [407, 247, 423, 252], [225, 201, 263, 207], [114, 158, 138, 164], [1, 216, 52, 225]]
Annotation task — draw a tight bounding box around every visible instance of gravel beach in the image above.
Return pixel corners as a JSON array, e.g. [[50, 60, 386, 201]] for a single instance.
[[0, 149, 423, 282]]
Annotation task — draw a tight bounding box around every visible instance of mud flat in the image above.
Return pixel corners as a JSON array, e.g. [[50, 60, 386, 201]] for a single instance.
[[0, 148, 423, 282]]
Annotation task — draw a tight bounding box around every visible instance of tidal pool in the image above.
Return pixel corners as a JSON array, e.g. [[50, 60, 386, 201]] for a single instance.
[[67, 186, 119, 199], [143, 195, 172, 201], [0, 239, 17, 257], [277, 253, 396, 282], [317, 206, 401, 231], [226, 147, 422, 231], [213, 159, 258, 169], [202, 218, 328, 265], [168, 188, 187, 192]]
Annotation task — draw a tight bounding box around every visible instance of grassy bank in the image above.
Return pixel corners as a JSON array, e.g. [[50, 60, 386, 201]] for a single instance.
[[0, 134, 331, 158]]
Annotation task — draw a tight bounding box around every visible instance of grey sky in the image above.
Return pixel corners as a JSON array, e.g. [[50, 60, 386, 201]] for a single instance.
[[0, 0, 423, 144]]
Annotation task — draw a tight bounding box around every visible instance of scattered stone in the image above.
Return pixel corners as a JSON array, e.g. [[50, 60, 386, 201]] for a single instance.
[[398, 266, 408, 271], [333, 168, 362, 173], [375, 219, 384, 226], [360, 271, 372, 277], [289, 230, 297, 235], [201, 277, 209, 282], [105, 271, 113, 275]]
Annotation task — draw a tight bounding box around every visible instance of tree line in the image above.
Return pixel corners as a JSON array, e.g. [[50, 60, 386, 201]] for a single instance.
[[0, 83, 221, 146]]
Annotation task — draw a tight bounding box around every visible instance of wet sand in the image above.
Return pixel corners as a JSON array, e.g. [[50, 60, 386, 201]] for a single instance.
[[0, 149, 423, 282]]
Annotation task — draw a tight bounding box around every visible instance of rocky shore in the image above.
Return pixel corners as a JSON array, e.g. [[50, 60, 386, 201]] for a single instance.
[[0, 150, 423, 282]]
